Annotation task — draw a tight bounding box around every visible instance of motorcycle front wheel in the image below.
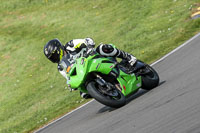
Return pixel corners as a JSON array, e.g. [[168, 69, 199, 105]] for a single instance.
[[87, 81, 126, 108]]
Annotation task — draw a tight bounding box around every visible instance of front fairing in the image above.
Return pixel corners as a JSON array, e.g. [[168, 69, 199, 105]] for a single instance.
[[67, 54, 116, 89]]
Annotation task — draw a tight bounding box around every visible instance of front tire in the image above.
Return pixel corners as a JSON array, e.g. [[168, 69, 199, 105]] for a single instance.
[[87, 82, 126, 108]]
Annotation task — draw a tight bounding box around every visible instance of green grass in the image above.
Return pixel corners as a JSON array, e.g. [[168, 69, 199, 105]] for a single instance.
[[0, 0, 199, 132]]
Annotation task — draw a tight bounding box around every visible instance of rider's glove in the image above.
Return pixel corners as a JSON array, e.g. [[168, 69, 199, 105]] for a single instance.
[[85, 38, 95, 56], [86, 47, 94, 55], [85, 38, 95, 46], [84, 44, 94, 57], [128, 55, 137, 66]]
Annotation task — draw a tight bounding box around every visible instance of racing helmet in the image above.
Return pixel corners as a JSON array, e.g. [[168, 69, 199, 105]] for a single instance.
[[44, 39, 64, 63]]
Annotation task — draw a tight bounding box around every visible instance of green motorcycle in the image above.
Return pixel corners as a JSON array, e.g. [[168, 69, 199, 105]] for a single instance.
[[67, 51, 159, 108]]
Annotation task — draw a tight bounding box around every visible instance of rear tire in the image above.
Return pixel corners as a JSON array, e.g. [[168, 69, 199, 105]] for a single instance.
[[141, 65, 159, 90], [87, 82, 126, 108]]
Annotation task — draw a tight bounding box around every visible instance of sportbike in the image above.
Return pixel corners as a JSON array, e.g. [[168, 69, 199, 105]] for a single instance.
[[66, 50, 159, 108]]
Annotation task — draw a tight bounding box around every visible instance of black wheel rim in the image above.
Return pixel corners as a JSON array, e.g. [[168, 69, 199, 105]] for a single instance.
[[96, 84, 122, 100]]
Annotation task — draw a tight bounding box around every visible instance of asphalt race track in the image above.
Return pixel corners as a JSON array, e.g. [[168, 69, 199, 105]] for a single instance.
[[36, 33, 200, 133]]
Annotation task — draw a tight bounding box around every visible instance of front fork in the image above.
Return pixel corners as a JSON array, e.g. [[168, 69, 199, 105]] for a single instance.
[[93, 73, 122, 93], [94, 74, 112, 91]]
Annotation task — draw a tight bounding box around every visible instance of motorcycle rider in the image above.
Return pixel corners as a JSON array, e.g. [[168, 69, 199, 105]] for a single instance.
[[43, 38, 137, 99]]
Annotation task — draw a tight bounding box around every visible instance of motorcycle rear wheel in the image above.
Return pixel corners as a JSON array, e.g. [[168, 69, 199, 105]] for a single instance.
[[87, 81, 126, 108], [141, 64, 159, 90]]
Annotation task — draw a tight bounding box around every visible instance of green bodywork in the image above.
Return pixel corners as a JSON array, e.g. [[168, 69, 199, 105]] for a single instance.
[[67, 53, 142, 96]]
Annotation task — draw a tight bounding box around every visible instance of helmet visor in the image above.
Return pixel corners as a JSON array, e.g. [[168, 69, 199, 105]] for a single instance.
[[48, 52, 60, 63]]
